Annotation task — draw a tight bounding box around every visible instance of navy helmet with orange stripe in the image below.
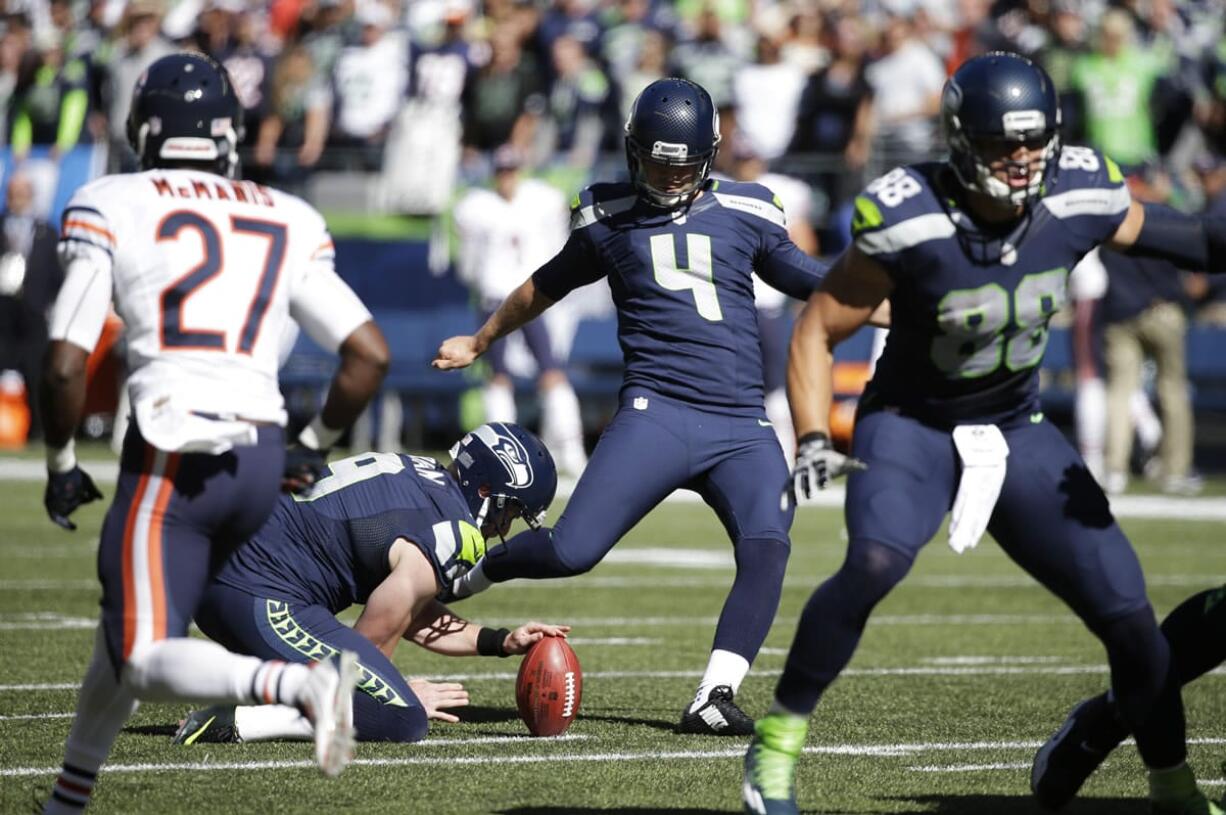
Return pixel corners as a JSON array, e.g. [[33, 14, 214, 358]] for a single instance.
[[126, 52, 244, 179]]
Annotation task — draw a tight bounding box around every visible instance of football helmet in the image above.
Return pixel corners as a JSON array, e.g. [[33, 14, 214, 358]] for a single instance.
[[449, 422, 558, 534], [624, 77, 721, 208], [126, 52, 244, 179], [942, 51, 1061, 207]]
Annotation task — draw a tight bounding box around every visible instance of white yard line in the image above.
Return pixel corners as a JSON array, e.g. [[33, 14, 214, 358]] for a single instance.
[[909, 762, 1033, 772], [0, 712, 74, 721]]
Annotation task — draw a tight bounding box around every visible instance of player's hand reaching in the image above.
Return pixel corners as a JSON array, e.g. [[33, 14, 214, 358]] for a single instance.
[[283, 444, 328, 495], [45, 466, 103, 531], [408, 678, 470, 723], [432, 336, 483, 371], [791, 431, 867, 500], [503, 622, 571, 655]]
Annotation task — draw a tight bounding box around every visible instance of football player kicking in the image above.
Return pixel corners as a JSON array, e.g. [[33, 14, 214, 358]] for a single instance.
[[1032, 583, 1226, 809], [434, 78, 841, 735], [40, 54, 388, 812], [743, 52, 1226, 815], [173, 423, 569, 745]]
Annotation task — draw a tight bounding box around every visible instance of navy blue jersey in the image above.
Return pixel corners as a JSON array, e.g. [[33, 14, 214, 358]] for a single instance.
[[855, 146, 1131, 426], [532, 179, 827, 413], [214, 453, 484, 612]]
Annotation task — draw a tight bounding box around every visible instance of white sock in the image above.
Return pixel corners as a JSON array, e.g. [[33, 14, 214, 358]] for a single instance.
[[1131, 390, 1163, 452], [689, 649, 751, 712], [764, 388, 794, 464], [122, 638, 309, 707], [1075, 377, 1106, 481], [452, 559, 493, 599], [45, 629, 138, 814], [541, 381, 586, 476], [482, 381, 516, 423], [234, 704, 313, 742]]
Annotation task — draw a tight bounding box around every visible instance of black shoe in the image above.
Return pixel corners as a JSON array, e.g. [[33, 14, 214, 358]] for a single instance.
[[173, 705, 240, 744], [1031, 695, 1124, 810], [678, 685, 755, 736]]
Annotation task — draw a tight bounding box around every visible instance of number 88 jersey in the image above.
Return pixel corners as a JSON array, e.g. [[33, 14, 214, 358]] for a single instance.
[[51, 168, 371, 431], [853, 146, 1131, 428]]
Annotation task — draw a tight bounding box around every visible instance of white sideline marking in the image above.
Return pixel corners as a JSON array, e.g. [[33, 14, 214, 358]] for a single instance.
[[3, 457, 1226, 520], [5, 738, 1226, 778], [603, 548, 732, 569], [0, 713, 74, 721], [910, 762, 1031, 772], [923, 656, 1067, 665], [566, 637, 661, 646], [0, 618, 95, 631]]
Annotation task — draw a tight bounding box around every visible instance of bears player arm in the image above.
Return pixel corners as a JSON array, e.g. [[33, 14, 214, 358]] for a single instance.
[[289, 259, 389, 451], [42, 241, 114, 471], [788, 246, 894, 437], [1108, 199, 1226, 272]]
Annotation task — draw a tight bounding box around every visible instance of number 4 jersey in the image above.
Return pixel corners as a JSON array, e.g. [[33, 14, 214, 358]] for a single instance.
[[49, 169, 372, 447], [854, 145, 1131, 427], [532, 179, 827, 413]]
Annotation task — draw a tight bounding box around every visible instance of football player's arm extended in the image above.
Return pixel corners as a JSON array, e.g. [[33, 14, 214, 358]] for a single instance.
[[787, 246, 894, 437], [759, 238, 892, 327], [1108, 199, 1226, 272], [42, 251, 114, 472]]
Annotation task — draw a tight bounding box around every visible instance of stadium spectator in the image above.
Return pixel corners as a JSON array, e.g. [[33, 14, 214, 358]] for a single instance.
[[534, 0, 602, 67], [599, 0, 674, 92], [670, 4, 740, 109], [944, 0, 1004, 74], [789, 15, 874, 216], [1192, 154, 1226, 325], [777, 4, 827, 76], [0, 171, 60, 440], [461, 22, 544, 159], [9, 28, 88, 160], [1100, 172, 1199, 495], [616, 26, 668, 125], [253, 43, 331, 191], [329, 1, 407, 170], [452, 145, 588, 477], [1034, 0, 1090, 143], [543, 34, 608, 169], [1071, 9, 1172, 170], [101, 0, 174, 169], [864, 11, 945, 166], [733, 28, 804, 162], [196, 1, 275, 147]]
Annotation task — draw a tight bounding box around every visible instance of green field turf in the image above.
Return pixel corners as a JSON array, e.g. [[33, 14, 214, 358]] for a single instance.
[[0, 471, 1223, 814]]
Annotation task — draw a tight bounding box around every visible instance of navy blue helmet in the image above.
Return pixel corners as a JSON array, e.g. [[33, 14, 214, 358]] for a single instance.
[[941, 51, 1061, 206], [624, 78, 721, 208], [126, 52, 244, 179], [449, 423, 558, 534]]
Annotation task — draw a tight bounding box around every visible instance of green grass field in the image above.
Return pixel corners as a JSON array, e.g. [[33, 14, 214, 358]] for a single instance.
[[0, 465, 1223, 814]]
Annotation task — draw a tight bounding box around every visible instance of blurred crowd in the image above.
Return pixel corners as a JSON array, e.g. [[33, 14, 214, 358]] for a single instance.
[[0, 0, 1219, 217]]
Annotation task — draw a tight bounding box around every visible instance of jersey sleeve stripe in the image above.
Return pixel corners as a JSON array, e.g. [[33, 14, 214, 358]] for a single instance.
[[310, 240, 335, 259], [854, 213, 956, 255], [570, 195, 637, 230], [1040, 186, 1131, 220], [63, 219, 117, 248], [60, 235, 114, 257], [712, 192, 787, 228], [63, 205, 105, 219]]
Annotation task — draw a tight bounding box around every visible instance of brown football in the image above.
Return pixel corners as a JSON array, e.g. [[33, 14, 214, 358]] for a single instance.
[[515, 636, 582, 737]]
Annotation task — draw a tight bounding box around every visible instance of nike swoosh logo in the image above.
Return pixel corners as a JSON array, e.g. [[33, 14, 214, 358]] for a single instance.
[[183, 715, 216, 745], [757, 420, 772, 427], [1030, 412, 1044, 424]]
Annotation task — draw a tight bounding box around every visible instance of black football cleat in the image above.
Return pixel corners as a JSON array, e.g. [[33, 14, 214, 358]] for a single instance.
[[1031, 695, 1125, 809], [678, 685, 754, 736], [173, 705, 240, 745]]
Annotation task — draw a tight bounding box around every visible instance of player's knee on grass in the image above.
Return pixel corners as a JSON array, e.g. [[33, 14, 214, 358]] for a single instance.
[[354, 690, 428, 743]]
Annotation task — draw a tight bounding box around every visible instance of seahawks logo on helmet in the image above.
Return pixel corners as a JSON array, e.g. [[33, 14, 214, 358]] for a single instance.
[[481, 426, 534, 489]]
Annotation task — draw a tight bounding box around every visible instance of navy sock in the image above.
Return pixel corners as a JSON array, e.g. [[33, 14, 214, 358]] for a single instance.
[[1096, 605, 1186, 769], [711, 537, 790, 660], [775, 540, 911, 714], [483, 527, 579, 582]]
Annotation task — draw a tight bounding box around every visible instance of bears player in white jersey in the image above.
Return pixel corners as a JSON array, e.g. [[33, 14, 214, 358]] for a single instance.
[[39, 53, 389, 811]]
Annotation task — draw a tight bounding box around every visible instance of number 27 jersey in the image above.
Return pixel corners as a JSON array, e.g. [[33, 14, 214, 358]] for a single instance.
[[854, 146, 1131, 427], [52, 168, 371, 428]]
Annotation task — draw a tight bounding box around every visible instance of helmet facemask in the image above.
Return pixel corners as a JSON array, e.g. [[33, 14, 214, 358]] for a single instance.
[[625, 136, 718, 208]]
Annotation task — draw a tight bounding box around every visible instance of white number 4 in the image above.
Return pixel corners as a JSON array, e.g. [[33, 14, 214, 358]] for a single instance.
[[650, 233, 723, 321]]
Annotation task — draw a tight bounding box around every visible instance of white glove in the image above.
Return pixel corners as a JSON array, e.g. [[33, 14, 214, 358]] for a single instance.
[[790, 432, 867, 501]]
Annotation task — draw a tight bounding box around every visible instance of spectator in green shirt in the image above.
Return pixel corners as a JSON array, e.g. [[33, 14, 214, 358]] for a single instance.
[[9, 30, 89, 161], [1071, 8, 1173, 169]]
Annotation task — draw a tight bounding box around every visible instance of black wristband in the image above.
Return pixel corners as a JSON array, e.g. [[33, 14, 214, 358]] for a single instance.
[[476, 626, 512, 657], [797, 431, 830, 447]]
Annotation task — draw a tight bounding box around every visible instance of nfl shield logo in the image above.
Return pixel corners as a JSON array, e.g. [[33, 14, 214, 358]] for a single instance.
[[633, 397, 649, 410]]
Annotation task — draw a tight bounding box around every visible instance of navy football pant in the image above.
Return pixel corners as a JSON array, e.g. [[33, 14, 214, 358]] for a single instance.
[[485, 386, 794, 662], [196, 582, 428, 743], [98, 423, 284, 675], [775, 411, 1185, 767]]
